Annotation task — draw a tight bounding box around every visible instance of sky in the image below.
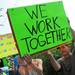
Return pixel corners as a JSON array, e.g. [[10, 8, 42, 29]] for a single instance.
[[0, 0, 75, 35], [63, 0, 75, 31]]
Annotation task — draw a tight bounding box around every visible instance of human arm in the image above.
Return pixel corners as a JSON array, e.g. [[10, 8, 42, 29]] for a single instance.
[[47, 51, 61, 71]]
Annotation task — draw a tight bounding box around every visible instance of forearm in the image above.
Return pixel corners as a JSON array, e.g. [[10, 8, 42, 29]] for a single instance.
[[48, 54, 61, 71]]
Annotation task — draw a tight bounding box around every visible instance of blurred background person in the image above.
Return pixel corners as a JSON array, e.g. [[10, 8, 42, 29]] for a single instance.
[[46, 44, 72, 75]]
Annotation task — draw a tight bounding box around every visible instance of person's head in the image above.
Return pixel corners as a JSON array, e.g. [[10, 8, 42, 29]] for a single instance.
[[58, 44, 71, 58]]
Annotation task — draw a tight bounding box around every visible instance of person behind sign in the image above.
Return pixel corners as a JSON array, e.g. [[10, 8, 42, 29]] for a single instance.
[[47, 44, 72, 75]]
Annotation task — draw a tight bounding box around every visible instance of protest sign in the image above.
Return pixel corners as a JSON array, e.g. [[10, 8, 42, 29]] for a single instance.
[[0, 34, 18, 58], [7, 1, 73, 57]]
